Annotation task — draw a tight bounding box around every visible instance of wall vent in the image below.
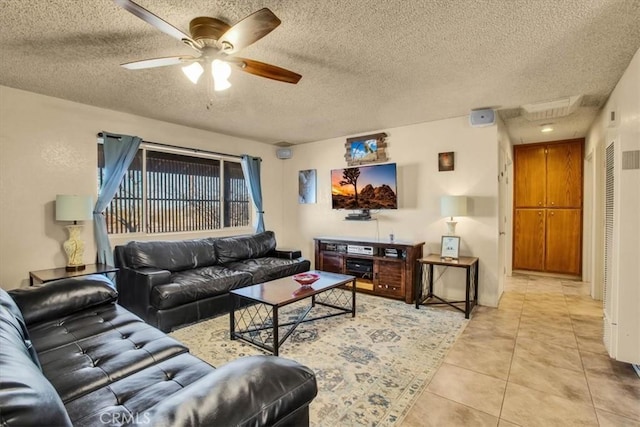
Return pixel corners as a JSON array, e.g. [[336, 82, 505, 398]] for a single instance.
[[608, 108, 618, 128], [604, 141, 614, 326], [622, 150, 640, 170]]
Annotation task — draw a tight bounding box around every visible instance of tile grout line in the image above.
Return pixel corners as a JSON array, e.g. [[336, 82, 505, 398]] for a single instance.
[[496, 275, 527, 425], [565, 286, 602, 424]]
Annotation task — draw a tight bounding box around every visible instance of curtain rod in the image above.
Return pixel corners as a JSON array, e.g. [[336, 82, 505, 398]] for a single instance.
[[96, 132, 251, 160]]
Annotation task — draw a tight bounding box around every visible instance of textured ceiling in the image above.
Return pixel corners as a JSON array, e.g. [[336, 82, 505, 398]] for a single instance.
[[1, 0, 639, 145]]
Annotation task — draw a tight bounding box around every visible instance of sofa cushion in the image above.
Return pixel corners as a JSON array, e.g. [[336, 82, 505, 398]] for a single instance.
[[151, 266, 253, 310], [224, 257, 311, 284], [0, 303, 72, 426], [9, 275, 117, 326], [64, 352, 215, 426], [28, 304, 147, 354], [214, 230, 277, 264], [138, 355, 318, 427], [37, 315, 188, 403], [124, 238, 217, 272], [0, 288, 40, 369]]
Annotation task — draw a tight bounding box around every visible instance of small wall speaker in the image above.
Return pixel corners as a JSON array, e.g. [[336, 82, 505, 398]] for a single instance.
[[276, 148, 292, 159], [469, 109, 496, 127]]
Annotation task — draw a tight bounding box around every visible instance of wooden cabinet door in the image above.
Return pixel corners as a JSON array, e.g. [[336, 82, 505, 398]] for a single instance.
[[514, 145, 546, 207], [513, 209, 545, 271], [319, 252, 343, 273], [546, 141, 583, 208], [374, 260, 404, 297], [546, 209, 582, 275]]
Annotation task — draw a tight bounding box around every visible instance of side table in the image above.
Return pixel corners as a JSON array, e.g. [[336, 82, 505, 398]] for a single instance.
[[415, 254, 479, 318], [29, 263, 118, 286]]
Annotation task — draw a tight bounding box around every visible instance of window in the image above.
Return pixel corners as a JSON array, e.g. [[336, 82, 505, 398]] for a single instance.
[[98, 144, 250, 234]]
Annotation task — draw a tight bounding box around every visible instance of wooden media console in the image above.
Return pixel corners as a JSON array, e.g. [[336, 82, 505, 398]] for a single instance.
[[314, 236, 424, 303]]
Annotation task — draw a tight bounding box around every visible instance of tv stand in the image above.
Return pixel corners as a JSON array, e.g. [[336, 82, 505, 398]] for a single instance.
[[314, 236, 424, 303]]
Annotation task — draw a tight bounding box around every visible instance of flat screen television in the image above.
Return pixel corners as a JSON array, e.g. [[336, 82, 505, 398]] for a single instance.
[[331, 163, 397, 210]]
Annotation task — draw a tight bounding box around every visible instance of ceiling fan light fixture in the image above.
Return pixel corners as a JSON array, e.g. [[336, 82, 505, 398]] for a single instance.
[[113, 2, 301, 90], [212, 59, 232, 91], [214, 79, 231, 91], [182, 62, 204, 84], [212, 60, 231, 80]]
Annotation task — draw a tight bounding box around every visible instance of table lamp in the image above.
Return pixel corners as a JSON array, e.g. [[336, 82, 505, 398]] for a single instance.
[[56, 195, 93, 271], [440, 195, 468, 235]]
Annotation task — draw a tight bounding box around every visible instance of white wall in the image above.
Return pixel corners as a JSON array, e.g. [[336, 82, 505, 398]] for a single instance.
[[585, 48, 640, 311], [0, 86, 283, 290], [0, 86, 503, 305], [281, 116, 502, 307]]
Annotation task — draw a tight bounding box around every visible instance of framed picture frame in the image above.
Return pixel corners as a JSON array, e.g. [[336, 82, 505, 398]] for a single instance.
[[438, 152, 455, 171], [298, 169, 317, 204], [345, 132, 388, 166], [440, 236, 460, 259]]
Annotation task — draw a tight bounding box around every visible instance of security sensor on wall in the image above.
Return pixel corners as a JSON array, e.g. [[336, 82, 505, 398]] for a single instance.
[[469, 108, 496, 127], [276, 148, 292, 159]]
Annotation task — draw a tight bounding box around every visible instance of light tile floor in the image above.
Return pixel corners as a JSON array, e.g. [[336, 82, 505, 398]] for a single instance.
[[401, 274, 640, 426]]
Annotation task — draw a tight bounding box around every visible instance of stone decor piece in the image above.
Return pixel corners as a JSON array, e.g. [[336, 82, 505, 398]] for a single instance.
[[171, 291, 467, 426], [345, 133, 388, 166]]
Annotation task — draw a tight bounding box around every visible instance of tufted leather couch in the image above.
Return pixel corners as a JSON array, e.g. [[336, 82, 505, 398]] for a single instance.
[[0, 275, 317, 426], [114, 231, 310, 332]]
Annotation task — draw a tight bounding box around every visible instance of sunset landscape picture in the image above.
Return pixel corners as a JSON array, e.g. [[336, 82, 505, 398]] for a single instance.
[[331, 163, 397, 209]]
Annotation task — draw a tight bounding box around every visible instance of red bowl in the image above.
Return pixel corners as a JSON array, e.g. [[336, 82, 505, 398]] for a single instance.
[[293, 273, 320, 286], [292, 286, 314, 297]]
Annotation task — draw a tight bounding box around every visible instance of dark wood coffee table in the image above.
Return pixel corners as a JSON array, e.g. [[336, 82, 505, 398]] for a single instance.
[[229, 270, 356, 355]]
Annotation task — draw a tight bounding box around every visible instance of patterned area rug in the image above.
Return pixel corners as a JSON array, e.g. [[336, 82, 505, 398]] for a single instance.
[[170, 290, 467, 426]]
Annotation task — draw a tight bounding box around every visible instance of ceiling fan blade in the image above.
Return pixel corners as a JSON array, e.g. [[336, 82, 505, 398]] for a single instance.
[[113, 0, 200, 49], [218, 8, 281, 54], [121, 56, 198, 70], [228, 57, 301, 84]]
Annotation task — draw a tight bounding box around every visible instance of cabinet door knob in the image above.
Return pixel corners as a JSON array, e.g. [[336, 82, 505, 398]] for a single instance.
[[550, 212, 555, 216], [551, 201, 555, 205], [538, 202, 542, 206], [538, 211, 542, 216]]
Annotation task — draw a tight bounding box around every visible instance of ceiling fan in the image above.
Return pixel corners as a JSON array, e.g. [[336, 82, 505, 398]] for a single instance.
[[112, 0, 302, 95]]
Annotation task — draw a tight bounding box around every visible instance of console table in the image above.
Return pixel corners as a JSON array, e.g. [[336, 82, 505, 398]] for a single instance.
[[415, 254, 479, 318], [29, 263, 118, 286], [314, 236, 424, 303]]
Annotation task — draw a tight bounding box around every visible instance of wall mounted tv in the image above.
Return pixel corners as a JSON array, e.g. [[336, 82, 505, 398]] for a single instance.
[[331, 163, 398, 210]]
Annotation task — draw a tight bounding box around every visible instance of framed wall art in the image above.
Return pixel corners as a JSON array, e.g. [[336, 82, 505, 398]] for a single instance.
[[440, 236, 460, 260], [344, 132, 388, 166], [438, 152, 455, 171], [298, 169, 317, 204]]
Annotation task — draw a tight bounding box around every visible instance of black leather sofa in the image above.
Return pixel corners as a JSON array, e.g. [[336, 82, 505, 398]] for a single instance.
[[0, 276, 317, 426], [114, 231, 310, 332]]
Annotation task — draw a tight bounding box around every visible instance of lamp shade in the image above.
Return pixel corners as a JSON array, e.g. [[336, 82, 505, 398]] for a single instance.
[[440, 195, 468, 217], [56, 195, 93, 221]]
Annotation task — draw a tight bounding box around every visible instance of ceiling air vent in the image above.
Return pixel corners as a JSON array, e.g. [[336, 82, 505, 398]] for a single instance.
[[521, 96, 582, 121]]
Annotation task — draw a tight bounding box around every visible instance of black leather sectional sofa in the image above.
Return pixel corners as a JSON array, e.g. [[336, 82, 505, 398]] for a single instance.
[[114, 231, 310, 332], [0, 276, 317, 426]]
